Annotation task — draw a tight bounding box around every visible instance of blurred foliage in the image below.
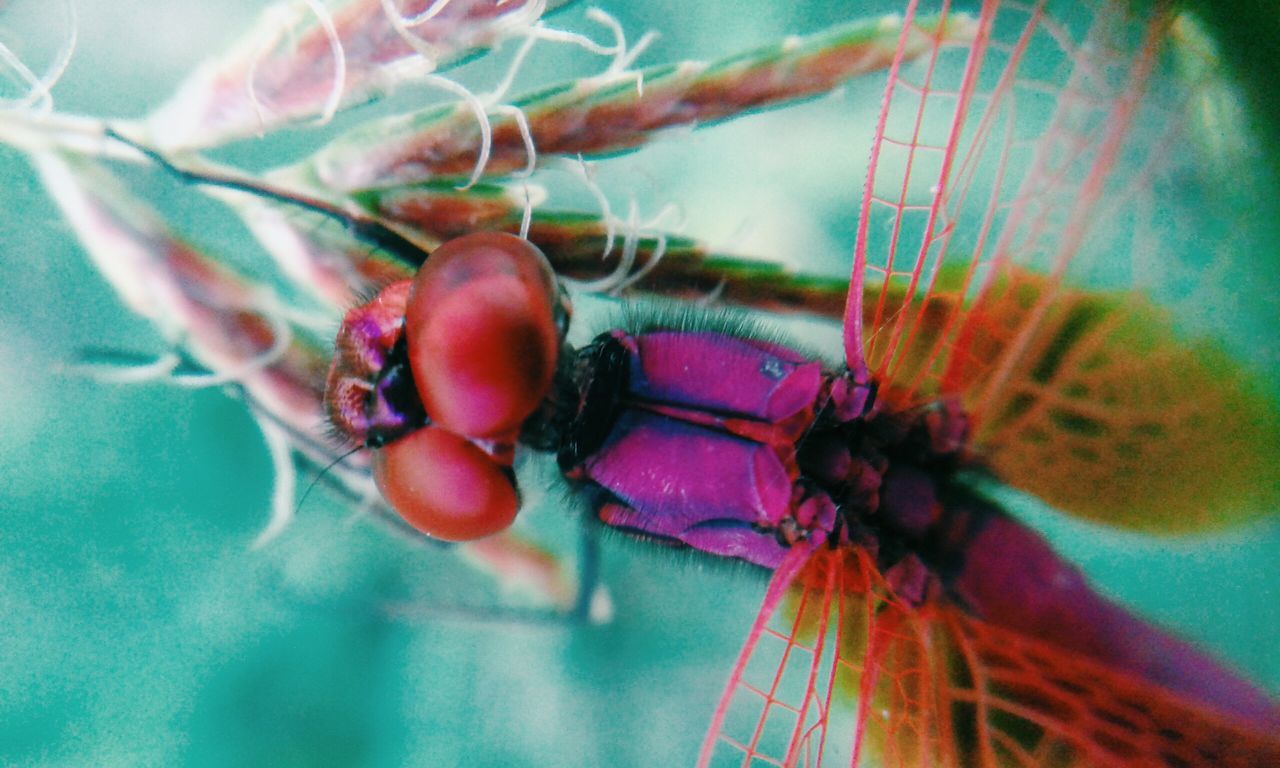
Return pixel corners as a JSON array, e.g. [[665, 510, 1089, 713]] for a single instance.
[[1188, 0, 1280, 186]]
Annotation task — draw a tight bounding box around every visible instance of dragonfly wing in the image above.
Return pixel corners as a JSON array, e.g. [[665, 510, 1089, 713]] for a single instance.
[[698, 544, 884, 768], [699, 545, 1280, 767], [939, 602, 1280, 768], [947, 270, 1280, 531], [851, 0, 1279, 531]]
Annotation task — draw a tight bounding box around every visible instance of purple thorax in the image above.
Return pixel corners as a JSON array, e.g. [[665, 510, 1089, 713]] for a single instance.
[[568, 330, 851, 568], [563, 328, 962, 568]]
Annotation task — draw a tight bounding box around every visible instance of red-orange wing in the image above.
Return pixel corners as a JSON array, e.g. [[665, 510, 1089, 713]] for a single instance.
[[942, 272, 1280, 531], [848, 0, 1280, 532], [698, 545, 1280, 767]]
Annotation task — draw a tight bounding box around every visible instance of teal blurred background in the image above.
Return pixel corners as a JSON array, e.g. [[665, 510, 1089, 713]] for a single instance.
[[1, 1, 1277, 766]]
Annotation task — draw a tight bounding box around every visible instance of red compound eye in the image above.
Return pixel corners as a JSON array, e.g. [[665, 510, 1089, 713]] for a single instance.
[[373, 426, 519, 541], [404, 232, 560, 440]]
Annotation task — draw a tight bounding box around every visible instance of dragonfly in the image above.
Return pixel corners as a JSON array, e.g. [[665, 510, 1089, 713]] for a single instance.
[[7, 0, 1278, 764]]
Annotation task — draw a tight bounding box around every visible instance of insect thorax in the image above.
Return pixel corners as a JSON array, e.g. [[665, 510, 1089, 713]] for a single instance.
[[555, 326, 976, 576]]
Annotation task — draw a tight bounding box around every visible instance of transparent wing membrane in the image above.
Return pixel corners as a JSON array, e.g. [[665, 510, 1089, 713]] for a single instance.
[[849, 0, 1279, 531], [700, 548, 1280, 767], [854, 0, 1162, 400]]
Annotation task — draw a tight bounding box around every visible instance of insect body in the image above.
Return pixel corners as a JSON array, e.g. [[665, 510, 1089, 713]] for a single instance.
[[326, 226, 1280, 764]]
